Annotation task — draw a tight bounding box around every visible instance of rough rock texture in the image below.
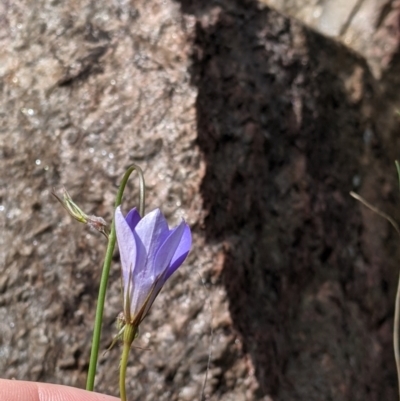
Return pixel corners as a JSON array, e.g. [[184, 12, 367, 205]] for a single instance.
[[260, 0, 400, 78], [1, 0, 400, 400]]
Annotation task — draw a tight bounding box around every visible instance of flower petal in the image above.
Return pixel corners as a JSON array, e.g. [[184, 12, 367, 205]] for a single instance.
[[165, 223, 191, 280], [116, 205, 192, 324], [135, 208, 170, 266], [139, 280, 164, 322], [136, 223, 190, 321], [133, 223, 189, 320], [115, 206, 146, 313], [153, 221, 187, 278], [115, 206, 137, 294], [125, 207, 141, 231], [129, 269, 157, 318]]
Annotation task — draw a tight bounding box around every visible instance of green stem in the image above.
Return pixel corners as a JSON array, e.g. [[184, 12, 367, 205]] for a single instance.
[[119, 324, 137, 401], [352, 161, 400, 401], [395, 161, 400, 401], [395, 273, 400, 401], [86, 164, 146, 391]]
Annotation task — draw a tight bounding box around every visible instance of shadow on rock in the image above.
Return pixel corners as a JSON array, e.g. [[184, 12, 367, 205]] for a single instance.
[[178, 0, 400, 399]]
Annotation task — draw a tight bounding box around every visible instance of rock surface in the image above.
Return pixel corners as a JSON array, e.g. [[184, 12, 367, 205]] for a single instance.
[[260, 0, 400, 78], [1, 0, 400, 400]]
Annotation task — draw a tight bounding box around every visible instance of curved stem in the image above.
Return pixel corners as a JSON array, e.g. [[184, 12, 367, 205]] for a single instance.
[[395, 161, 400, 400], [395, 276, 400, 401], [119, 324, 137, 401], [86, 164, 146, 391], [352, 161, 400, 400]]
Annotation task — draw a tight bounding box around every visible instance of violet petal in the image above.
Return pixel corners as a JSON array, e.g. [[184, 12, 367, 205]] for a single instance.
[[125, 207, 141, 231], [165, 224, 192, 280], [135, 208, 170, 264], [115, 207, 148, 313], [115, 206, 138, 296], [153, 221, 187, 278], [129, 270, 154, 317]]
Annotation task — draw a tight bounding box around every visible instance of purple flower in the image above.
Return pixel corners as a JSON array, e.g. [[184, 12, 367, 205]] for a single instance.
[[115, 206, 192, 326]]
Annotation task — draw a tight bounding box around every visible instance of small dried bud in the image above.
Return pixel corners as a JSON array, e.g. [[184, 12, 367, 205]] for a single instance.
[[87, 215, 108, 238], [52, 187, 109, 238]]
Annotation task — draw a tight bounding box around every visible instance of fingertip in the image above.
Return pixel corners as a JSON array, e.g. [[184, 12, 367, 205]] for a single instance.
[[0, 379, 119, 401]]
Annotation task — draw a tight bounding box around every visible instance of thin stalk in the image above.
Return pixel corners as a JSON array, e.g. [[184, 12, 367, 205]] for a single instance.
[[351, 179, 400, 400], [86, 164, 146, 391], [119, 324, 137, 401], [350, 192, 400, 234], [395, 160, 400, 400], [395, 274, 400, 401]]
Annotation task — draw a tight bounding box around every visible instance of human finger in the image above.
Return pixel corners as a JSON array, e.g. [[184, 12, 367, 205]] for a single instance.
[[0, 379, 119, 401]]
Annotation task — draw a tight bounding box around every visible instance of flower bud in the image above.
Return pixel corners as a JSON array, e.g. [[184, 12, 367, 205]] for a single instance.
[[52, 187, 108, 238]]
